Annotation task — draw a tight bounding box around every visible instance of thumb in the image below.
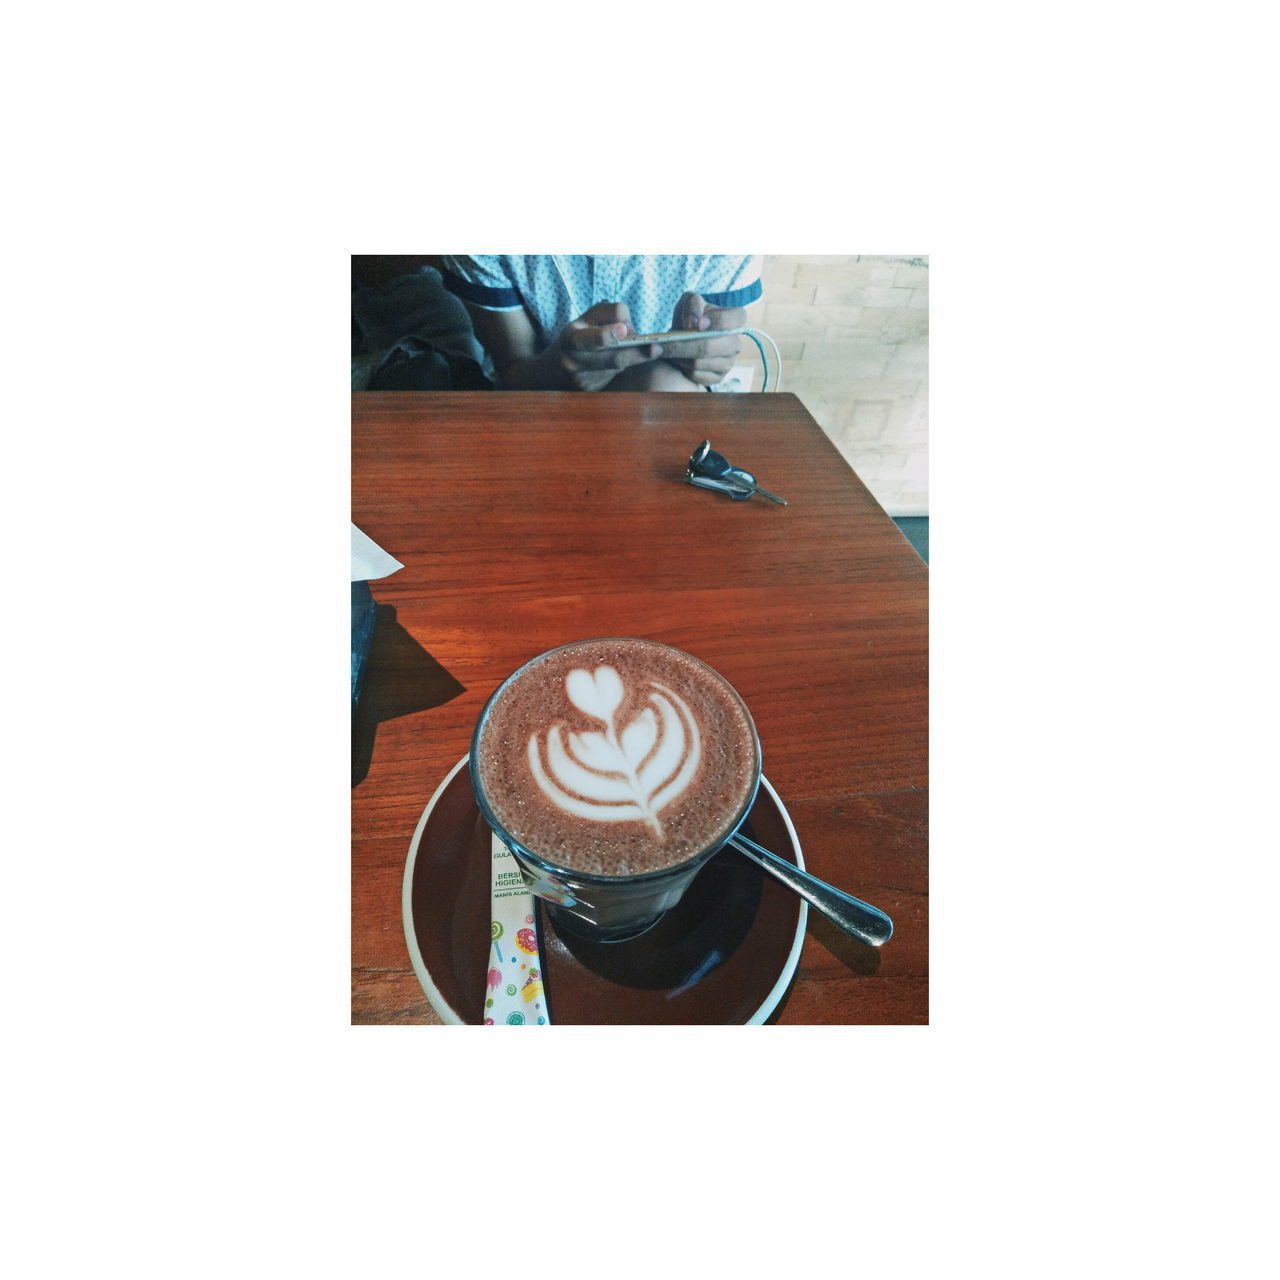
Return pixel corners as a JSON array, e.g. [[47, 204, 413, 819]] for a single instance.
[[582, 301, 632, 332], [673, 292, 709, 332]]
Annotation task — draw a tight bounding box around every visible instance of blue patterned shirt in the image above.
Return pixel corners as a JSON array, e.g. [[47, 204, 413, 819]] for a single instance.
[[441, 254, 762, 348]]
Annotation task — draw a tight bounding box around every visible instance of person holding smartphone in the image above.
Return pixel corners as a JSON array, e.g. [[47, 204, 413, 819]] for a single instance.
[[441, 255, 762, 391]]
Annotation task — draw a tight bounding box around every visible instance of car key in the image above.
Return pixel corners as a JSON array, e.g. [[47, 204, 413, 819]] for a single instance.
[[686, 440, 787, 505]]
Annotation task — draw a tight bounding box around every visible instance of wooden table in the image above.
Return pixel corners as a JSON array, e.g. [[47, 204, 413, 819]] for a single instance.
[[352, 391, 928, 1023]]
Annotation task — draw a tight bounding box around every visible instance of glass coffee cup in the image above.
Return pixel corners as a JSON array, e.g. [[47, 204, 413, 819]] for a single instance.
[[470, 638, 763, 942]]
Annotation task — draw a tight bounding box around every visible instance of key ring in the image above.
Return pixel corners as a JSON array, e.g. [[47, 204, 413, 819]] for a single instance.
[[684, 440, 787, 505]]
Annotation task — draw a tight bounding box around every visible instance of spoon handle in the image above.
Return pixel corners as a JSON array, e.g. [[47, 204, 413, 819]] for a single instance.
[[728, 834, 894, 947]]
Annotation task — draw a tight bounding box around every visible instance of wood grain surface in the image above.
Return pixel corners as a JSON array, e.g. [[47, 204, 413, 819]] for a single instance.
[[351, 390, 928, 1024]]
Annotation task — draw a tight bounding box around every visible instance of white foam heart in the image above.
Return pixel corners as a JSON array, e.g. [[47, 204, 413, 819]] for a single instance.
[[565, 666, 624, 722]]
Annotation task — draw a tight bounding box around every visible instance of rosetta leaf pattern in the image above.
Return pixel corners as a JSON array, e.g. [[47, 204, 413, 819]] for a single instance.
[[527, 667, 700, 835], [620, 708, 658, 767]]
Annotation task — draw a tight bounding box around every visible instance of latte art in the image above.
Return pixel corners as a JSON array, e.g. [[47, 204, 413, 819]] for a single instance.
[[473, 639, 760, 877], [527, 666, 701, 835]]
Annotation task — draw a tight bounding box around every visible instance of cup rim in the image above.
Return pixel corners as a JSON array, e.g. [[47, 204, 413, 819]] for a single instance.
[[468, 637, 763, 886]]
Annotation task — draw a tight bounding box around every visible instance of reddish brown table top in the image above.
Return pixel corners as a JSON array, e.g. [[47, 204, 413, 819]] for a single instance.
[[352, 391, 928, 1024]]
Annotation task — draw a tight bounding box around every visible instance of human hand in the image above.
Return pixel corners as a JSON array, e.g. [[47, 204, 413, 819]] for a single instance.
[[668, 292, 745, 387], [556, 302, 663, 390]]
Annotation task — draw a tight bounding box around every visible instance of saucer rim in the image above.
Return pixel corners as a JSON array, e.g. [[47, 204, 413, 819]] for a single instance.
[[401, 755, 808, 1025]]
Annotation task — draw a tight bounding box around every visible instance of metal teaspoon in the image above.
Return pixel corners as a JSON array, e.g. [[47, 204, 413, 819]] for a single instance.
[[728, 833, 894, 947]]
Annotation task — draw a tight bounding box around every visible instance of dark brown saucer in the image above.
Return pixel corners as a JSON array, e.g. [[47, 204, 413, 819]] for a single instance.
[[403, 758, 806, 1024]]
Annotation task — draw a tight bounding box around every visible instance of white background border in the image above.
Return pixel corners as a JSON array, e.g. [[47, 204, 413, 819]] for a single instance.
[[9, 5, 1273, 1277]]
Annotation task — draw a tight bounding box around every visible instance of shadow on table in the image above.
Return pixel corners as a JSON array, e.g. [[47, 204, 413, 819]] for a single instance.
[[806, 911, 883, 977], [757, 911, 880, 1018], [352, 605, 466, 786], [761, 913, 882, 1024]]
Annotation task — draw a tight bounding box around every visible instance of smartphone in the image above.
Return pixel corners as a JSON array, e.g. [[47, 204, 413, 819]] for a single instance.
[[607, 325, 749, 350]]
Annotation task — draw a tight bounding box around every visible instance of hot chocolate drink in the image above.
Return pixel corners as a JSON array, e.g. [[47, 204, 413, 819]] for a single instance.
[[473, 639, 760, 877]]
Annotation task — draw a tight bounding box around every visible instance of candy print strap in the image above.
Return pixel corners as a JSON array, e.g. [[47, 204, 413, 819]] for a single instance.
[[484, 833, 550, 1025]]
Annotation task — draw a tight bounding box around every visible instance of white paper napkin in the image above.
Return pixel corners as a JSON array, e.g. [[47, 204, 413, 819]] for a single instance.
[[484, 834, 550, 1025], [351, 523, 404, 582]]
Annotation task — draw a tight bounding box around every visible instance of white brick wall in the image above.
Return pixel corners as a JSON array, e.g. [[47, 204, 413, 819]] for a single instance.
[[756, 255, 928, 515]]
